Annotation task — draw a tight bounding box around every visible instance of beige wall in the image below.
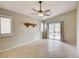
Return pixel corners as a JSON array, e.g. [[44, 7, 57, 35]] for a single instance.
[[77, 2, 79, 47], [0, 8, 42, 50], [45, 10, 76, 45]]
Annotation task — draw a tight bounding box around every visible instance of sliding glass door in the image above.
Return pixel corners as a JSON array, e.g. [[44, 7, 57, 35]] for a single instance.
[[48, 22, 63, 41]]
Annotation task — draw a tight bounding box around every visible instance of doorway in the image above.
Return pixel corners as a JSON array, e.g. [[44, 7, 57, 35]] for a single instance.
[[48, 22, 64, 41]]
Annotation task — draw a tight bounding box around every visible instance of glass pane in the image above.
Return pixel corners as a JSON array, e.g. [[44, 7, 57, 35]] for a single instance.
[[49, 33, 53, 39], [54, 23, 61, 33], [41, 23, 43, 32], [49, 23, 54, 39], [48, 22, 61, 40], [54, 33, 61, 40], [1, 17, 11, 34]]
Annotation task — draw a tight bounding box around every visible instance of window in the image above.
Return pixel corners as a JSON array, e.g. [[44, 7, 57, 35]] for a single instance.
[[0, 15, 13, 37]]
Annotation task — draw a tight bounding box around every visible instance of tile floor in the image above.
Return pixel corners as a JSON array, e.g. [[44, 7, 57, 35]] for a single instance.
[[0, 39, 79, 58]]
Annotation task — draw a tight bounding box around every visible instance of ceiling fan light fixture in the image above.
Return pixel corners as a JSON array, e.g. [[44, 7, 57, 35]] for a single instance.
[[37, 12, 43, 16]]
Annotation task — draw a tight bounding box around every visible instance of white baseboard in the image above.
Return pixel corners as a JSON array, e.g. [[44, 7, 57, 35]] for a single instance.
[[0, 39, 40, 52]]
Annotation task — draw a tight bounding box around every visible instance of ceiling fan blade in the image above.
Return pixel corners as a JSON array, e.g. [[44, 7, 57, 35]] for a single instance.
[[43, 9, 51, 13], [44, 14, 50, 16], [32, 8, 38, 12]]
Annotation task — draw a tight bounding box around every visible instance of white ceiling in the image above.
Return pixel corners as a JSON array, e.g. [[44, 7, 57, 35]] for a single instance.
[[0, 1, 77, 20]]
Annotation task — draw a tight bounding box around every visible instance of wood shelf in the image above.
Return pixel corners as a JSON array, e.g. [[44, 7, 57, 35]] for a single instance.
[[24, 23, 37, 28]]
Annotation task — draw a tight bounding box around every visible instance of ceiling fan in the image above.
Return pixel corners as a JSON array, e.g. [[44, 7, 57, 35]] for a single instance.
[[32, 1, 51, 17]]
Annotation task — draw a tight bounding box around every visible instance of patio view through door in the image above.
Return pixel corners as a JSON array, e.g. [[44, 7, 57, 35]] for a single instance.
[[48, 22, 63, 41]]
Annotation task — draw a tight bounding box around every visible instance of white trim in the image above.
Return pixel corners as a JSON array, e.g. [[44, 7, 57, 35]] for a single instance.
[[0, 39, 40, 52]]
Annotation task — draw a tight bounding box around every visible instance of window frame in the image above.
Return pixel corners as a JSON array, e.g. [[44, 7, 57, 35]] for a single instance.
[[0, 14, 13, 37]]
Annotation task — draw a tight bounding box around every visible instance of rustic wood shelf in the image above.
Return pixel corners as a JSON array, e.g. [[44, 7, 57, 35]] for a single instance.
[[24, 23, 37, 28]]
